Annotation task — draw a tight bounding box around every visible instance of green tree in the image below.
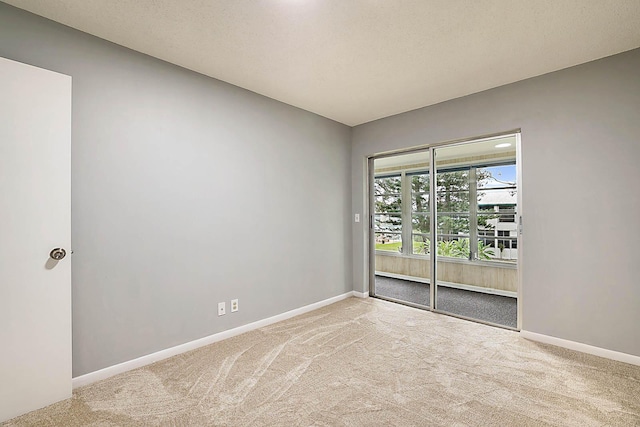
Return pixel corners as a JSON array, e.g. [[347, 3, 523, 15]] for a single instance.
[[437, 238, 492, 260], [374, 175, 402, 235], [411, 173, 430, 252], [411, 169, 494, 230], [376, 168, 505, 257], [436, 170, 471, 237]]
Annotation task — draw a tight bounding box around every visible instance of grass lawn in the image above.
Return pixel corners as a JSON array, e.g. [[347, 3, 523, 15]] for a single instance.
[[375, 241, 428, 253], [375, 241, 403, 251]]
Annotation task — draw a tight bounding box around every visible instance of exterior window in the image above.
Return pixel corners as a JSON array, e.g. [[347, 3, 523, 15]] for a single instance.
[[479, 230, 494, 247], [477, 163, 517, 261], [375, 161, 517, 263], [410, 172, 430, 255], [436, 169, 470, 259], [374, 175, 402, 252]]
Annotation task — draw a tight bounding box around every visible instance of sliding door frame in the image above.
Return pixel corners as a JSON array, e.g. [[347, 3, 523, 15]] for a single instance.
[[368, 157, 376, 298], [367, 129, 522, 330], [429, 146, 437, 309]]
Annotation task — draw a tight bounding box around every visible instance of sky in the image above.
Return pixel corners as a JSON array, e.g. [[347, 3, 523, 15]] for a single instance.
[[481, 165, 516, 188]]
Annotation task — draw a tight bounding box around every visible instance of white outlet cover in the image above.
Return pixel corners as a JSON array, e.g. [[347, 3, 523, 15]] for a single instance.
[[231, 299, 238, 312], [218, 302, 226, 316]]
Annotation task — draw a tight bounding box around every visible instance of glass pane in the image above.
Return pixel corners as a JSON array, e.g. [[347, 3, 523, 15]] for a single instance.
[[437, 192, 469, 212], [411, 213, 430, 233], [437, 170, 469, 189], [374, 175, 402, 241], [410, 173, 430, 208], [410, 171, 430, 256], [374, 213, 402, 232], [497, 234, 518, 261], [436, 236, 470, 259], [375, 232, 402, 253], [374, 172, 403, 252], [411, 174, 430, 251], [437, 214, 469, 236], [434, 137, 518, 329], [477, 164, 517, 189], [437, 172, 469, 226], [477, 230, 499, 260], [375, 195, 401, 213], [475, 238, 496, 260], [411, 193, 429, 212], [477, 162, 517, 263], [477, 211, 500, 226], [374, 176, 401, 195], [412, 234, 430, 255], [373, 151, 430, 309]]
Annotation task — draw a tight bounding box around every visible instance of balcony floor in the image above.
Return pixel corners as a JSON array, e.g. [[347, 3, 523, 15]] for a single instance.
[[374, 275, 517, 329]]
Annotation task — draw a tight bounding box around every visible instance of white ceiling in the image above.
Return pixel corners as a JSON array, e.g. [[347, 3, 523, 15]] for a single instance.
[[5, 0, 640, 126]]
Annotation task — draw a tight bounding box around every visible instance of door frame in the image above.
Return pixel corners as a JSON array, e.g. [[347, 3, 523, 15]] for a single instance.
[[0, 56, 72, 423]]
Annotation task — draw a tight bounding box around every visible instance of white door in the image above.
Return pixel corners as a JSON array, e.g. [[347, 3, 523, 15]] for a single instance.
[[0, 57, 72, 422]]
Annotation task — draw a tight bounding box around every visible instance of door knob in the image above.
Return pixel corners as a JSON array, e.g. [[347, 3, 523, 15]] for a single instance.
[[49, 248, 66, 260]]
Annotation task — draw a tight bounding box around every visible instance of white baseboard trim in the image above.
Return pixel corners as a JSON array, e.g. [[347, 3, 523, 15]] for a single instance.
[[73, 291, 355, 389], [352, 290, 369, 298], [520, 330, 640, 367], [375, 271, 517, 298]]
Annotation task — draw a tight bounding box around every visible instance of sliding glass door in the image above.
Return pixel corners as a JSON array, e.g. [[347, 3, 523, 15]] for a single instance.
[[372, 150, 431, 308], [370, 133, 520, 329], [433, 137, 518, 328]]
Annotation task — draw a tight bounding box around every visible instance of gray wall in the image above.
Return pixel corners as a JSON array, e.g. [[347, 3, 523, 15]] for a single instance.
[[352, 48, 640, 357], [3, 2, 638, 375], [0, 3, 352, 376]]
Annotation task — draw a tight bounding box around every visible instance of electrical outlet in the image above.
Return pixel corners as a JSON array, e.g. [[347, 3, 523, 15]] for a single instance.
[[231, 299, 238, 312], [218, 302, 226, 316]]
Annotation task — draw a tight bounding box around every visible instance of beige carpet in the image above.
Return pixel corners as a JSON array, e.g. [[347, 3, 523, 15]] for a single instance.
[[4, 298, 640, 426]]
